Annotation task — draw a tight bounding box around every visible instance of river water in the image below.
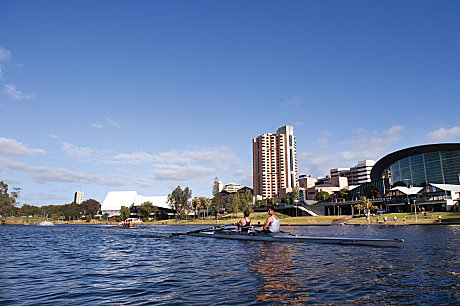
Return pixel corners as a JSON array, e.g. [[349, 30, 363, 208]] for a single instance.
[[0, 224, 458, 305]]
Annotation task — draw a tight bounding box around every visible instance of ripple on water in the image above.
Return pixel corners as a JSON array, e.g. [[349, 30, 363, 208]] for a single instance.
[[0, 224, 459, 305]]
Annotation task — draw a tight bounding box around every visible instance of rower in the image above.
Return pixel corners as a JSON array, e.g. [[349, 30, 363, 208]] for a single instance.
[[236, 209, 251, 227], [263, 205, 280, 233]]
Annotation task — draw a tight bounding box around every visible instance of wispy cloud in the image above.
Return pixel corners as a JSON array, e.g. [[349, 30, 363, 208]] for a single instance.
[[61, 142, 101, 161], [112, 151, 154, 165], [298, 125, 404, 177], [282, 95, 302, 107], [105, 118, 119, 128], [426, 126, 460, 142], [0, 138, 45, 155], [0, 46, 11, 61], [4, 84, 35, 100], [0, 157, 124, 186], [91, 123, 104, 129]]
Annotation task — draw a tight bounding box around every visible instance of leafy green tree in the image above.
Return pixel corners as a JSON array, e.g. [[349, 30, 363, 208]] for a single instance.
[[211, 177, 221, 218], [202, 197, 212, 218], [62, 203, 81, 221], [81, 199, 101, 219], [338, 188, 348, 200], [227, 193, 240, 217], [354, 196, 379, 218], [363, 186, 380, 198], [266, 198, 277, 205], [281, 196, 292, 204], [238, 189, 253, 213], [255, 200, 265, 207], [137, 201, 154, 222], [152, 206, 160, 221], [0, 181, 20, 222], [20, 204, 41, 217], [119, 206, 131, 221], [167, 186, 192, 220], [315, 191, 330, 202], [102, 212, 109, 223], [291, 186, 300, 203]]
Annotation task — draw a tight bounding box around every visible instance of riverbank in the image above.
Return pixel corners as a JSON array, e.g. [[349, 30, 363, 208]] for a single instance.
[[3, 211, 460, 226]]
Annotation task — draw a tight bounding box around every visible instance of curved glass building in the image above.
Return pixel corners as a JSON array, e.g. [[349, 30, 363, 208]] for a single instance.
[[371, 144, 460, 186]]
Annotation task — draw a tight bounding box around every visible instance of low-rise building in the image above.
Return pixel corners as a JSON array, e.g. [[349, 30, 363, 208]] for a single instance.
[[101, 191, 169, 216]]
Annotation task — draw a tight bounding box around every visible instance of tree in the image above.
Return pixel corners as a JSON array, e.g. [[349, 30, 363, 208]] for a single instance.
[[238, 189, 253, 213], [0, 181, 20, 222], [363, 186, 380, 198], [354, 196, 379, 220], [102, 213, 109, 223], [255, 200, 265, 207], [81, 199, 101, 219], [20, 204, 40, 217], [167, 186, 192, 220], [315, 191, 330, 202], [119, 206, 131, 221], [202, 197, 212, 218], [227, 193, 240, 217], [281, 196, 292, 204], [211, 177, 221, 218], [62, 203, 81, 221], [338, 188, 348, 200], [266, 198, 277, 205], [291, 186, 300, 203], [137, 201, 154, 222]]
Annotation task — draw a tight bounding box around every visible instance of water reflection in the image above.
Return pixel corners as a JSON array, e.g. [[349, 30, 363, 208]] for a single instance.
[[249, 242, 310, 304]]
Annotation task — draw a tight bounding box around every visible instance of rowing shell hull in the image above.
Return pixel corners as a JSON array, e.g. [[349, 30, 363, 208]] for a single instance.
[[190, 231, 404, 247]]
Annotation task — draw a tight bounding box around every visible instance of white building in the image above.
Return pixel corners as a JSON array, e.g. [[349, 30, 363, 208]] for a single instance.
[[74, 191, 84, 204], [101, 191, 169, 216], [331, 160, 375, 185], [223, 182, 241, 193]]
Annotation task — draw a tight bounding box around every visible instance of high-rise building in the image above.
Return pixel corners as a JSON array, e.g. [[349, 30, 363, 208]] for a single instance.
[[74, 191, 84, 204], [253, 125, 298, 199], [330, 160, 375, 185]]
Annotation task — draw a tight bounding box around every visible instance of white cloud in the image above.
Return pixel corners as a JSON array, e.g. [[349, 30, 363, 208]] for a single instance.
[[112, 151, 154, 165], [0, 138, 45, 155], [298, 126, 404, 177], [91, 123, 104, 129], [0, 157, 124, 186], [283, 95, 302, 107], [0, 46, 11, 61], [105, 118, 119, 128], [61, 142, 99, 161], [426, 126, 460, 142], [4, 84, 35, 100]]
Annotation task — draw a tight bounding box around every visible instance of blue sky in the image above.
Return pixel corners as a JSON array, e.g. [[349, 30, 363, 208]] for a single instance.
[[1, 0, 459, 205]]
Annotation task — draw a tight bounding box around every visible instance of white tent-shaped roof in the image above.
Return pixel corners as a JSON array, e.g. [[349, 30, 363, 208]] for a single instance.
[[101, 191, 138, 211], [101, 191, 170, 212]]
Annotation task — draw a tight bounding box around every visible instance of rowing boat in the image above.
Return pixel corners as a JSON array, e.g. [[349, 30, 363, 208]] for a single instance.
[[189, 228, 404, 247]]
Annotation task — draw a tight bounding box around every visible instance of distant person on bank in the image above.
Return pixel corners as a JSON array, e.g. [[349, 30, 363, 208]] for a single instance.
[[263, 205, 280, 233]]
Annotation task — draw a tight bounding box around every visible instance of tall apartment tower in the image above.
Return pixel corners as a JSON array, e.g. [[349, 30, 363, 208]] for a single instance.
[[253, 125, 298, 199], [74, 191, 84, 204]]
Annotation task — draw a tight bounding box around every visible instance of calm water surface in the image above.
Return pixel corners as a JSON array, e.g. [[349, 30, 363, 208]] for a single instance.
[[1, 224, 459, 305]]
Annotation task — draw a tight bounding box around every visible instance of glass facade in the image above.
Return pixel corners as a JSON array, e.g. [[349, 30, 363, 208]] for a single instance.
[[389, 151, 460, 186]]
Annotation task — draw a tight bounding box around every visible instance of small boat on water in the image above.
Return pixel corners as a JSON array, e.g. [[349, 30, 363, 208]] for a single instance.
[[38, 221, 54, 226], [189, 227, 404, 247]]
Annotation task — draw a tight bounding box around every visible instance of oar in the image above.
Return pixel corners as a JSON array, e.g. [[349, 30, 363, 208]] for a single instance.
[[160, 225, 232, 239]]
